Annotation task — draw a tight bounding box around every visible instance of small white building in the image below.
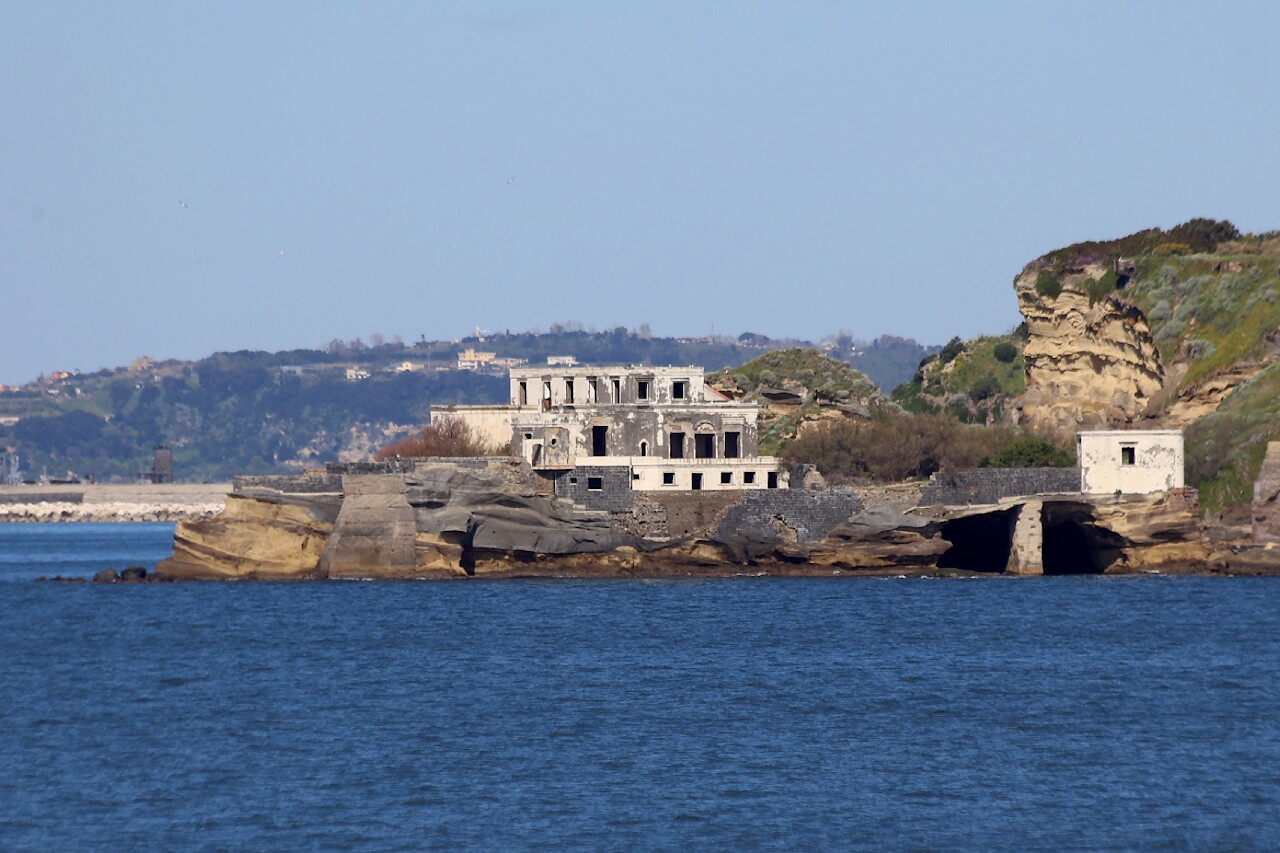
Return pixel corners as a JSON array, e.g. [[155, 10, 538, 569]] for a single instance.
[[1078, 430, 1184, 495]]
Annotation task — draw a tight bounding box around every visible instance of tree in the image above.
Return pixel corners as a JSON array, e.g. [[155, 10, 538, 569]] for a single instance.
[[375, 419, 499, 459]]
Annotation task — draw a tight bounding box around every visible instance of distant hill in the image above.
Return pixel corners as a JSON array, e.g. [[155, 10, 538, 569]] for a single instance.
[[0, 328, 936, 482]]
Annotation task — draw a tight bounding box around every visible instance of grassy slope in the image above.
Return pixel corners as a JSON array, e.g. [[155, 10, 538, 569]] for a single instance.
[[890, 335, 1026, 425], [1025, 223, 1280, 513], [708, 349, 885, 454]]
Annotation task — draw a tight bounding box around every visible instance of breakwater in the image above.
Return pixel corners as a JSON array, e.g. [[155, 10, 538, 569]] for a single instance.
[[0, 484, 229, 523]]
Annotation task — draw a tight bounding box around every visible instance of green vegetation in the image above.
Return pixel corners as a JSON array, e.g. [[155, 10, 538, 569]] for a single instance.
[[1034, 270, 1062, 300], [1184, 361, 1280, 514], [890, 334, 1025, 425], [709, 349, 886, 455], [779, 410, 1072, 485], [981, 435, 1075, 468], [712, 348, 882, 403]]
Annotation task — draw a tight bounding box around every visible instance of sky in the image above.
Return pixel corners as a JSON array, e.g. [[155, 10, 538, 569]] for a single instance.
[[4, 1, 1279, 384]]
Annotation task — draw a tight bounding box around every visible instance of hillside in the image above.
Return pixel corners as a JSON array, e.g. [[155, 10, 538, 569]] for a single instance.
[[0, 329, 932, 482], [1009, 219, 1280, 511], [707, 349, 886, 453], [889, 333, 1027, 425]]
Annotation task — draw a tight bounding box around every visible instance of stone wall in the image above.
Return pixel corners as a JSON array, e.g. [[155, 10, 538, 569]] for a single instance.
[[716, 490, 864, 543], [919, 468, 1081, 506], [235, 474, 344, 494], [553, 465, 636, 513]]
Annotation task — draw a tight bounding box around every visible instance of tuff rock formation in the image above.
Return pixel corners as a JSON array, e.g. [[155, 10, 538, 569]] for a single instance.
[[156, 460, 1214, 580], [1012, 263, 1164, 435]]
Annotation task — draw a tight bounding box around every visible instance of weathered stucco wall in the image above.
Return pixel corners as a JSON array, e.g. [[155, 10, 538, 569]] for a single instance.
[[1078, 430, 1184, 494]]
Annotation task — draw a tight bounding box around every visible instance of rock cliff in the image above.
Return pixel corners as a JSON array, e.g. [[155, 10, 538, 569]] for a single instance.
[[157, 460, 1213, 580], [1012, 263, 1165, 435]]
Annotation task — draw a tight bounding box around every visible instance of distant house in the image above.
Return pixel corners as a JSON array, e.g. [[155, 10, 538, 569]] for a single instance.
[[1078, 430, 1184, 494], [546, 355, 578, 366], [345, 367, 370, 381], [394, 361, 424, 373], [457, 348, 497, 370]]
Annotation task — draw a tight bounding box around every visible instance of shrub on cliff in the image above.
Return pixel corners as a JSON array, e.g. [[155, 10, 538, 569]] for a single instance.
[[375, 419, 496, 459], [981, 435, 1074, 468], [781, 410, 1015, 484]]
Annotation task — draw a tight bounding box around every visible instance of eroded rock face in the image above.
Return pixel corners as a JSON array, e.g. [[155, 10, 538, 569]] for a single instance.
[[156, 462, 1212, 579], [1013, 264, 1165, 436]]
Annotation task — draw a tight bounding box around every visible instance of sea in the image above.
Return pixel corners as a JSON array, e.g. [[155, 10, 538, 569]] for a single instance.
[[2, 523, 1279, 851]]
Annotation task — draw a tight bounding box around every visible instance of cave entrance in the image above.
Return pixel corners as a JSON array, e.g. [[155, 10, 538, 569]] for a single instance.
[[937, 508, 1017, 572], [1041, 503, 1126, 575]]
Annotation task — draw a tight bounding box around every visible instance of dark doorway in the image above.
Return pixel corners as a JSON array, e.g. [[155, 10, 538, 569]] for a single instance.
[[724, 431, 740, 458], [1042, 503, 1126, 574], [691, 473, 703, 490], [937, 509, 1018, 572], [670, 432, 686, 459], [695, 434, 715, 459], [592, 425, 608, 456]]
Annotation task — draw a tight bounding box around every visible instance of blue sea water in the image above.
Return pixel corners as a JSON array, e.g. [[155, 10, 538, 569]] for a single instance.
[[2, 524, 1280, 850]]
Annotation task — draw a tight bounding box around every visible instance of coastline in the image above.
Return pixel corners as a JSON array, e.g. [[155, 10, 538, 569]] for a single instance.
[[0, 483, 229, 523]]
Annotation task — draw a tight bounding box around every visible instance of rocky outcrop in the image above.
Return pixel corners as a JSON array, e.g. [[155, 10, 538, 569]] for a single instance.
[[1012, 264, 1165, 435], [156, 461, 1212, 579]]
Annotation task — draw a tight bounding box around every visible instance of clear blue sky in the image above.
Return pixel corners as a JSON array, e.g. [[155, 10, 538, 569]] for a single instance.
[[4, 1, 1278, 384]]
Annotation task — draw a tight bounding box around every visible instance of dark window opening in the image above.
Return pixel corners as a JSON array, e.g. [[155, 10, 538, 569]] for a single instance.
[[673, 380, 687, 400], [1121, 446, 1136, 466], [592, 425, 608, 456], [518, 381, 528, 406], [587, 477, 603, 491], [639, 441, 648, 457], [695, 434, 715, 459], [637, 380, 650, 401], [691, 473, 703, 491], [542, 382, 552, 411], [670, 432, 686, 459], [720, 472, 733, 485], [662, 472, 675, 485], [744, 471, 756, 484], [767, 472, 778, 489], [612, 378, 621, 402], [564, 378, 574, 404], [724, 431, 740, 458]]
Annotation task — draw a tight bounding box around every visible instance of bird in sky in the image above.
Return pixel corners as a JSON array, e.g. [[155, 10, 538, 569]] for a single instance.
[[507, 177, 516, 185], [178, 199, 189, 208]]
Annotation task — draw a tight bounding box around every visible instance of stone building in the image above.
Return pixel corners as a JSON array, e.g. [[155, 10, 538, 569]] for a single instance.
[[1078, 430, 1184, 495], [431, 364, 788, 505]]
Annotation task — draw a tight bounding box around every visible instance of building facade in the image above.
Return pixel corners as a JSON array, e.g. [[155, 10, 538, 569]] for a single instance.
[[431, 364, 787, 496], [1078, 430, 1184, 494]]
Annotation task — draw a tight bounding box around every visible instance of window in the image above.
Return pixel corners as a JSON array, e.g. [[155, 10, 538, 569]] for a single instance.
[[662, 472, 675, 485], [1121, 446, 1136, 466], [670, 432, 686, 459], [639, 441, 648, 457], [564, 378, 574, 404], [724, 431, 740, 458], [767, 472, 778, 489], [743, 471, 756, 484], [592, 425, 608, 456], [587, 477, 603, 491], [672, 380, 687, 400], [637, 379, 650, 401], [518, 381, 528, 406], [720, 472, 733, 485], [695, 433, 715, 459], [587, 378, 599, 403], [691, 473, 703, 491], [612, 378, 621, 402]]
